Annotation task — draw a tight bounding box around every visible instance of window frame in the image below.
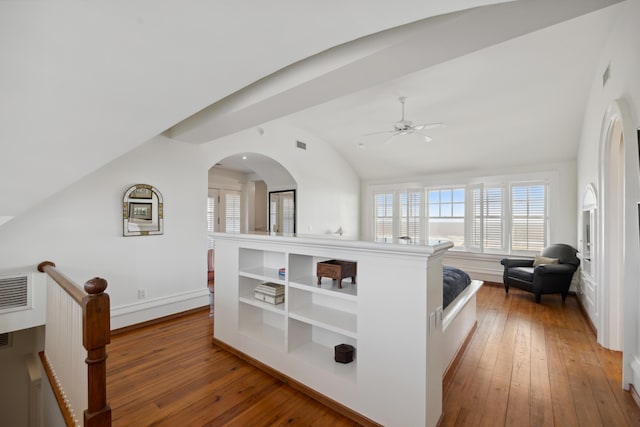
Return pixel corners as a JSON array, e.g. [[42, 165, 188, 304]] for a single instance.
[[368, 175, 551, 255], [426, 186, 465, 247]]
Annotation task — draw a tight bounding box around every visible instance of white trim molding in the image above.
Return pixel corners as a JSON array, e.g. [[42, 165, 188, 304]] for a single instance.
[[110, 288, 209, 330], [630, 355, 640, 392]]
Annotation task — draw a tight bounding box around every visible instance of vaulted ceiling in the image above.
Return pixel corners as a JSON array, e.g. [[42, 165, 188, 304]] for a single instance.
[[1, 0, 622, 225]]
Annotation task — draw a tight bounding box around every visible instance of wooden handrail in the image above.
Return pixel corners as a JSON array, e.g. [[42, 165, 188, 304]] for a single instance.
[[38, 261, 85, 304], [38, 261, 112, 427]]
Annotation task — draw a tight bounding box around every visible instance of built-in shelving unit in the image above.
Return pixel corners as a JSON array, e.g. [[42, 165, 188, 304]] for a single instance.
[[213, 233, 453, 426]]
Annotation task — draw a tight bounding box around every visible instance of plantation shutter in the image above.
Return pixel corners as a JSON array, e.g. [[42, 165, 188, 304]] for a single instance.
[[484, 186, 504, 250], [511, 184, 546, 252], [207, 189, 219, 249], [225, 191, 241, 233], [374, 192, 394, 242], [207, 190, 218, 233], [468, 185, 483, 250], [399, 190, 422, 242]]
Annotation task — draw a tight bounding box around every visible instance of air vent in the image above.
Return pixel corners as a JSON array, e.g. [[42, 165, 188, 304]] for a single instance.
[[602, 64, 610, 87], [0, 333, 9, 348], [0, 275, 28, 312], [296, 140, 307, 150]]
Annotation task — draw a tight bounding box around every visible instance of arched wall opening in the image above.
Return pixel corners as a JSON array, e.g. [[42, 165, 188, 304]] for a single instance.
[[597, 99, 640, 390], [599, 115, 624, 351], [207, 152, 296, 236]]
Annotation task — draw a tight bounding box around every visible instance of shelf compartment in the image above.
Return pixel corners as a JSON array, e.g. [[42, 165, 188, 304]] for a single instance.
[[239, 296, 284, 314], [238, 303, 285, 348], [289, 253, 357, 297], [239, 266, 285, 284], [238, 276, 285, 314], [239, 248, 286, 281], [288, 319, 357, 383], [289, 276, 357, 300], [289, 289, 357, 338]]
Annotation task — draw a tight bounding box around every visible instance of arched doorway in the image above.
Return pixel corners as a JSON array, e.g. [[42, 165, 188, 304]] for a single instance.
[[208, 152, 297, 236], [597, 99, 640, 390], [598, 115, 624, 351]]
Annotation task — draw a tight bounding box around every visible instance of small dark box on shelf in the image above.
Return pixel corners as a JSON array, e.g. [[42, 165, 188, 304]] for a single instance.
[[334, 344, 355, 364], [317, 259, 357, 288]]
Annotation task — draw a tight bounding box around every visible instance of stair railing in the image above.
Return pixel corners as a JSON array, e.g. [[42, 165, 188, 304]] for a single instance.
[[37, 261, 111, 427]]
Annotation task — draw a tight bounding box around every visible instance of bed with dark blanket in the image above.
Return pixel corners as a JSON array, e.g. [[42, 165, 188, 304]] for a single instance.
[[443, 266, 471, 309]]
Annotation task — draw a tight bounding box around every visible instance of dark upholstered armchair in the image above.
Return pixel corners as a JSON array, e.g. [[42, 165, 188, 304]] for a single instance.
[[500, 244, 580, 303]]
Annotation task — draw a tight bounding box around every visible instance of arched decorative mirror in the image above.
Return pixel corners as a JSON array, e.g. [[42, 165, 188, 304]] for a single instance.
[[269, 190, 296, 234], [123, 184, 163, 236]]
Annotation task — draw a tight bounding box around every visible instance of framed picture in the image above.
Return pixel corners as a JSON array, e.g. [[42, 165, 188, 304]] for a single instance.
[[130, 187, 153, 199], [129, 202, 153, 221]]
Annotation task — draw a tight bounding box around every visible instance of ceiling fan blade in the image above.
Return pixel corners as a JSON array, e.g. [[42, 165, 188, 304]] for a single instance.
[[416, 131, 433, 142], [383, 134, 397, 145], [412, 122, 444, 131], [362, 129, 394, 137]]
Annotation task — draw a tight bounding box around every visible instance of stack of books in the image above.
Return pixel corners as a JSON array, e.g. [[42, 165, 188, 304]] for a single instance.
[[254, 282, 285, 305]]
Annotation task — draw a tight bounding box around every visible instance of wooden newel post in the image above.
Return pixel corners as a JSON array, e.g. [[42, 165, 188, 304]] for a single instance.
[[83, 277, 112, 427]]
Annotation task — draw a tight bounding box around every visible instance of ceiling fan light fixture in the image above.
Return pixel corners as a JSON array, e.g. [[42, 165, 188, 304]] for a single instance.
[[361, 96, 442, 144]]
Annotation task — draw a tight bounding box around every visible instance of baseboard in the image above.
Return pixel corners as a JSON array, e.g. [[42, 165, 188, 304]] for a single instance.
[[575, 292, 597, 336], [110, 288, 209, 330], [480, 281, 502, 287], [630, 356, 640, 394], [630, 384, 640, 410], [111, 305, 208, 336], [212, 337, 382, 427], [443, 321, 477, 395]]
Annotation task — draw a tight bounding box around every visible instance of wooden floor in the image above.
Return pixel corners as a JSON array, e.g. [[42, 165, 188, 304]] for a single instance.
[[107, 309, 358, 426], [441, 284, 640, 427], [107, 285, 640, 426]]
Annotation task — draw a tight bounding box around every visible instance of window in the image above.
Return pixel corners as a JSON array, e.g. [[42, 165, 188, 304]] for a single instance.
[[225, 191, 241, 233], [469, 185, 504, 252], [370, 177, 548, 254], [511, 184, 547, 252], [282, 196, 295, 234], [207, 190, 218, 233], [427, 188, 464, 246], [374, 192, 394, 242], [269, 199, 278, 233], [207, 190, 218, 249], [399, 190, 422, 242], [484, 186, 504, 250]]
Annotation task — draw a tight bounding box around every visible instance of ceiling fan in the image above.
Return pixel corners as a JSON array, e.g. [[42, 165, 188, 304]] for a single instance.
[[361, 96, 443, 145]]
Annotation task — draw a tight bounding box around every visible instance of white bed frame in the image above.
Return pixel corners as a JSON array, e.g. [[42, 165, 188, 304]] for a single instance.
[[442, 279, 484, 374]]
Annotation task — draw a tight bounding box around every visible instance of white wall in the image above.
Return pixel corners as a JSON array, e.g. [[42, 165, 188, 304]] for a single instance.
[[203, 122, 361, 239], [0, 122, 359, 330], [254, 181, 268, 232], [0, 136, 210, 329], [575, 0, 640, 387]]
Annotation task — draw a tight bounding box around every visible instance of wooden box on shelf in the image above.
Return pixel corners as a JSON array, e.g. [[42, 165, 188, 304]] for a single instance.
[[316, 259, 357, 288]]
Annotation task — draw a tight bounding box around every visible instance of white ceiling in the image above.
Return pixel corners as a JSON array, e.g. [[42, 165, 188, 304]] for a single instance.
[[0, 0, 622, 224], [4, 0, 505, 222], [277, 5, 619, 181]]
